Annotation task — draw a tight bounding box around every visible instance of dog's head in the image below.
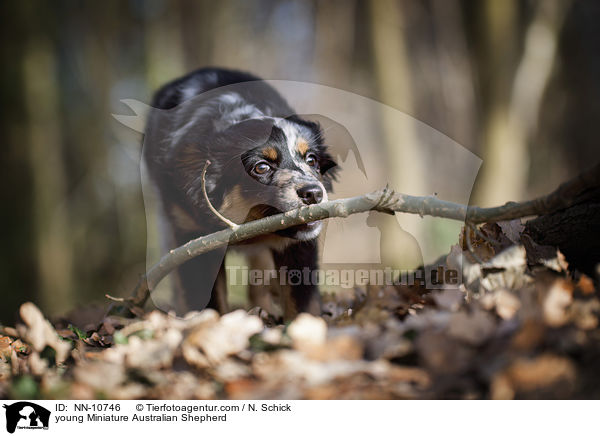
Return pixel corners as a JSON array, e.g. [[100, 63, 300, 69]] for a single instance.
[[149, 82, 338, 242], [211, 116, 337, 241]]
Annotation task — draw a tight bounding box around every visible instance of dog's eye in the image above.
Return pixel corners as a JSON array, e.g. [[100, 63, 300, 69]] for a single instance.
[[254, 161, 271, 175], [306, 153, 318, 168]]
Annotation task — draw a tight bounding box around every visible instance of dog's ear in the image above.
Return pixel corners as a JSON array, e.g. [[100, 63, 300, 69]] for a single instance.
[[320, 156, 337, 175], [319, 150, 338, 182]]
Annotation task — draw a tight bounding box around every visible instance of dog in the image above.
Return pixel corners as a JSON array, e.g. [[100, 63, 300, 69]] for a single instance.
[[143, 67, 337, 318]]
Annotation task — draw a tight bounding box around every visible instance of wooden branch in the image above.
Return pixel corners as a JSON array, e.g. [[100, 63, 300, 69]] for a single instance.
[[114, 162, 599, 311]]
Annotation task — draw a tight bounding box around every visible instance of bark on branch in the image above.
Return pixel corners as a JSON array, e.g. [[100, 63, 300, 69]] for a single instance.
[[111, 162, 599, 311]]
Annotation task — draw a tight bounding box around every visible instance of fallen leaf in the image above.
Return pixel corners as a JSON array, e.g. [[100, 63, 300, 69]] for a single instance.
[[522, 234, 568, 272], [186, 310, 262, 365], [287, 313, 327, 352], [447, 309, 496, 346], [432, 289, 464, 311], [491, 354, 576, 399], [0, 336, 11, 361], [576, 274, 596, 296], [497, 219, 525, 244], [495, 289, 521, 320], [17, 303, 71, 364], [542, 278, 573, 327]]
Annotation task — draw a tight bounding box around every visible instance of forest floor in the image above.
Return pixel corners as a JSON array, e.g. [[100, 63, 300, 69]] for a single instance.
[[1, 220, 599, 400]]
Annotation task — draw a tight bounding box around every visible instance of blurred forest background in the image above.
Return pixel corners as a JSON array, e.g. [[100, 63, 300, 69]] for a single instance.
[[1, 0, 599, 324]]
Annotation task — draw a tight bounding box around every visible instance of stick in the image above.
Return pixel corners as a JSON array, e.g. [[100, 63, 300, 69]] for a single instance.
[[119, 162, 599, 310], [202, 160, 240, 229]]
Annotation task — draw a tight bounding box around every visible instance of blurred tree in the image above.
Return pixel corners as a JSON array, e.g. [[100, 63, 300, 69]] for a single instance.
[[23, 26, 74, 315], [473, 0, 570, 206], [369, 0, 426, 269]]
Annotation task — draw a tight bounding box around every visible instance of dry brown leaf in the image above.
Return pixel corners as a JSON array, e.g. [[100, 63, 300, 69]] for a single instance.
[[17, 302, 71, 364], [313, 335, 364, 361], [522, 234, 569, 272], [511, 320, 546, 350], [542, 278, 574, 327], [0, 336, 11, 361], [432, 289, 464, 311], [480, 245, 530, 292], [125, 329, 182, 369], [497, 219, 525, 244], [576, 274, 596, 296], [495, 289, 521, 319], [288, 316, 364, 361], [570, 299, 600, 330], [491, 354, 576, 399], [447, 309, 496, 346], [287, 313, 327, 353], [185, 310, 262, 365], [459, 226, 496, 262], [416, 331, 474, 374], [0, 361, 11, 381], [73, 361, 127, 393]]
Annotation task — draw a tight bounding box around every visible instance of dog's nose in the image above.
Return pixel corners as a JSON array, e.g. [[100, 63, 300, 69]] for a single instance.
[[297, 184, 324, 205]]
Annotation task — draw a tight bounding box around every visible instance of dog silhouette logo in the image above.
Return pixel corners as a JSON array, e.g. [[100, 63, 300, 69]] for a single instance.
[[3, 402, 50, 433]]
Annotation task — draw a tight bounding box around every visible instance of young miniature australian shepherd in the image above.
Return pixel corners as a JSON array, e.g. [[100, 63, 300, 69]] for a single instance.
[[144, 67, 337, 318]]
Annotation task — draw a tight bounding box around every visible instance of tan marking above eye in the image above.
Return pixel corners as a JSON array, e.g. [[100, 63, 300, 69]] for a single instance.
[[261, 147, 278, 161], [296, 138, 310, 156]]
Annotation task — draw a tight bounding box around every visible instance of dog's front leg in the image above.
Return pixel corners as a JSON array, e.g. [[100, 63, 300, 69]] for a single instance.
[[273, 240, 322, 319], [174, 243, 228, 314]]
